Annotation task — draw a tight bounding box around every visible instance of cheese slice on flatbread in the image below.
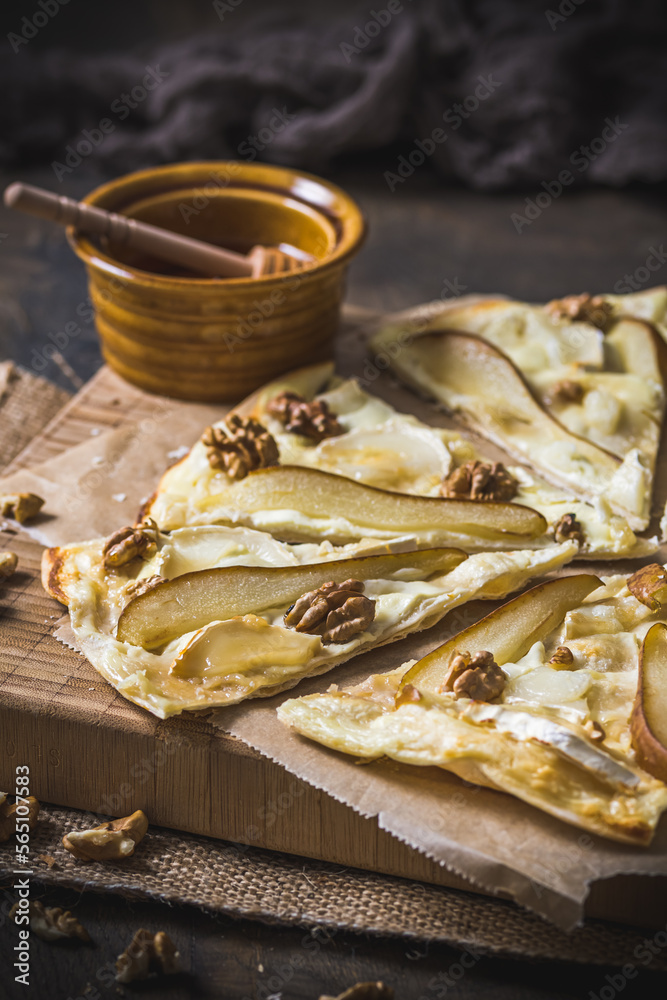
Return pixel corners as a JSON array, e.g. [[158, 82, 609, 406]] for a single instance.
[[279, 568, 667, 845]]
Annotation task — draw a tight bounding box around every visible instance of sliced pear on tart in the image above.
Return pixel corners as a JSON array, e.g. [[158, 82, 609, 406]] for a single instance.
[[631, 622, 667, 782]]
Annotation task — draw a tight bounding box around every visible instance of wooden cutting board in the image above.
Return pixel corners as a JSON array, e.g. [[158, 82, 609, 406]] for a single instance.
[[1, 366, 665, 928]]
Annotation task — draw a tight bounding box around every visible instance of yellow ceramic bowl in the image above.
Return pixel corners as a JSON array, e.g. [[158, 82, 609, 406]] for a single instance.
[[68, 161, 366, 401]]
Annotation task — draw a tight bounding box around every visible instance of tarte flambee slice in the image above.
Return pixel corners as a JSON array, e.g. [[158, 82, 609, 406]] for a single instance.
[[370, 288, 667, 532], [144, 360, 655, 559], [43, 518, 576, 717], [279, 567, 667, 845]]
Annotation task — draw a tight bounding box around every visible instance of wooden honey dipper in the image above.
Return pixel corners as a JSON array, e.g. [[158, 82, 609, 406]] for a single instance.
[[3, 182, 313, 278]]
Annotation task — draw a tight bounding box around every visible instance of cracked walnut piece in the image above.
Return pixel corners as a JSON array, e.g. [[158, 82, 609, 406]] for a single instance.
[[116, 928, 180, 983], [0, 793, 40, 842], [549, 646, 574, 668], [553, 513, 585, 546], [584, 719, 606, 743], [267, 390, 343, 442], [202, 415, 279, 479], [545, 379, 585, 406], [10, 901, 91, 943], [62, 809, 148, 861], [0, 492, 44, 523], [125, 574, 166, 601], [545, 293, 615, 332], [285, 579, 376, 644], [440, 460, 518, 502], [320, 984, 394, 1000], [627, 563, 667, 612], [103, 522, 158, 569], [441, 650, 506, 701], [0, 551, 18, 580]]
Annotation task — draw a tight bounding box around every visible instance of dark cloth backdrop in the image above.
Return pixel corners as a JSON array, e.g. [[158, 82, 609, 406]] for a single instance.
[[1, 0, 666, 189]]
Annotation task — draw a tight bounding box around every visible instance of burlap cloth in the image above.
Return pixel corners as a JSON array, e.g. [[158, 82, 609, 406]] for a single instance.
[[2, 364, 666, 971], [7, 803, 666, 971]]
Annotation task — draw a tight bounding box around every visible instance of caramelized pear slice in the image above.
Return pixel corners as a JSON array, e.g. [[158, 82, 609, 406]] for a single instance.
[[400, 573, 601, 697], [379, 330, 649, 523], [199, 466, 547, 541], [631, 622, 667, 782], [117, 546, 467, 650]]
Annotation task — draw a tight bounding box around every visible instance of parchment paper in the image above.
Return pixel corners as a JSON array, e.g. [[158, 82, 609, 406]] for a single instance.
[[0, 397, 225, 546], [212, 629, 667, 931], [5, 303, 666, 930]]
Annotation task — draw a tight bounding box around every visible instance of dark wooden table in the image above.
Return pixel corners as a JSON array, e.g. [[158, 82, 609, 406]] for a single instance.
[[2, 163, 667, 999]]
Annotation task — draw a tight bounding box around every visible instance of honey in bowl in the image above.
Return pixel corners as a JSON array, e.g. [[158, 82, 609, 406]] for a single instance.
[[68, 161, 365, 402]]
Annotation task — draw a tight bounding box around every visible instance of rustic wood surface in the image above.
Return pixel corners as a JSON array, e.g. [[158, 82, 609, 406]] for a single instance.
[[2, 163, 667, 997], [3, 882, 665, 1000], [1, 347, 665, 930]]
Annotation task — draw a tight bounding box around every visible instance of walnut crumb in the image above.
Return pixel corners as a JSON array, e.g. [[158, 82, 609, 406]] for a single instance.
[[545, 379, 585, 406], [440, 650, 506, 701], [62, 809, 148, 861], [267, 390, 343, 442], [202, 415, 278, 479], [0, 551, 18, 581], [284, 579, 375, 644], [125, 575, 166, 601], [584, 719, 606, 742], [0, 794, 40, 842], [553, 513, 585, 546], [440, 460, 518, 502], [320, 984, 394, 1000], [116, 928, 180, 983], [103, 521, 159, 569], [627, 563, 667, 611], [549, 646, 574, 668], [545, 293, 615, 332], [0, 492, 44, 523], [10, 900, 91, 943]]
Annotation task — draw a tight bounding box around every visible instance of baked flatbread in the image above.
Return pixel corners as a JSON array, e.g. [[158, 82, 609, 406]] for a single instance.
[[279, 566, 667, 845], [145, 362, 655, 558], [371, 288, 667, 531], [43, 522, 576, 717]]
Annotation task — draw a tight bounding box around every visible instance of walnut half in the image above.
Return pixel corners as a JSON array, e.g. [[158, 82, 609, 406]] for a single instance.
[[545, 293, 615, 333], [440, 461, 518, 502], [549, 646, 574, 668], [116, 929, 180, 983], [553, 512, 585, 546], [440, 650, 506, 701], [544, 379, 585, 406], [103, 521, 159, 569], [62, 809, 148, 861], [202, 415, 279, 480], [284, 579, 376, 644], [267, 390, 343, 442], [10, 901, 91, 943]]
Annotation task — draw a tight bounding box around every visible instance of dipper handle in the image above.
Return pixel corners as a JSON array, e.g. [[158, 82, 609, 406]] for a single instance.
[[3, 182, 308, 278]]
